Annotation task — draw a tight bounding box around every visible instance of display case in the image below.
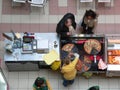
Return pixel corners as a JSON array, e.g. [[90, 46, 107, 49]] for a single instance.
[[106, 34, 120, 77], [60, 34, 106, 73]]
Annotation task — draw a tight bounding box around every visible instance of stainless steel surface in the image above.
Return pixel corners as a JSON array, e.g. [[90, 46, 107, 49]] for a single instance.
[[4, 33, 60, 61]]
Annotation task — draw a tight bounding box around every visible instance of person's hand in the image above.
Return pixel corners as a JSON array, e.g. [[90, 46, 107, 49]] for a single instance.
[[67, 32, 70, 35], [73, 53, 79, 58], [69, 26, 74, 31], [68, 52, 74, 56], [68, 52, 74, 58]]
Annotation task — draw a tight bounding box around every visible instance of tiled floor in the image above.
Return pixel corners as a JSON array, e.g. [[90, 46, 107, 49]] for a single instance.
[[1, 0, 120, 90]]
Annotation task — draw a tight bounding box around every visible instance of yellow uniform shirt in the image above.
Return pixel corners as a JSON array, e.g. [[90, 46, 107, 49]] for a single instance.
[[61, 57, 79, 80]]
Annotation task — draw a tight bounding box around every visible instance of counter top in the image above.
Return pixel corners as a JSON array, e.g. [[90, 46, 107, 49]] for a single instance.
[[4, 33, 60, 62]]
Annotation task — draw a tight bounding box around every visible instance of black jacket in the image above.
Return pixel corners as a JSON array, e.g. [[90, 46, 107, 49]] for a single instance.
[[56, 13, 76, 38]]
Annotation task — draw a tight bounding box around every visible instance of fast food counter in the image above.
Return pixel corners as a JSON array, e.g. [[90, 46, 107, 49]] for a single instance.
[[4, 33, 60, 71], [106, 34, 120, 77], [3, 32, 120, 76], [60, 34, 107, 73]]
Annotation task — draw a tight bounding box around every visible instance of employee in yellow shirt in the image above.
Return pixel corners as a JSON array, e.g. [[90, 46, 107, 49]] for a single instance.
[[61, 53, 79, 87]]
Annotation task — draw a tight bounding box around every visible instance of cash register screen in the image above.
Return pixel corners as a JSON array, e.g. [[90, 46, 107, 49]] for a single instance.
[[23, 36, 33, 43]]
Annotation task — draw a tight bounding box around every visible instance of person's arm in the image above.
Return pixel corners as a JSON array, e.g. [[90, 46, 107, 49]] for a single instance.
[[92, 19, 98, 34], [71, 53, 79, 66], [46, 80, 52, 90]]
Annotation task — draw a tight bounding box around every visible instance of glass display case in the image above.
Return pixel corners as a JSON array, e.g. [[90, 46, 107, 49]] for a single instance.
[[106, 34, 120, 77], [60, 34, 106, 73]]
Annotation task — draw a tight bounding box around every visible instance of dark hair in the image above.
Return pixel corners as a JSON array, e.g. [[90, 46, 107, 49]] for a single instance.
[[89, 87, 99, 90], [84, 9, 97, 19], [58, 13, 76, 29], [89, 87, 97, 90], [64, 57, 71, 65], [34, 77, 44, 87]]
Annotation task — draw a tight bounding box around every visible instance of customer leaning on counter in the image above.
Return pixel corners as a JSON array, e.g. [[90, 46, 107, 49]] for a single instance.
[[78, 9, 98, 34], [61, 53, 79, 87], [56, 13, 76, 38], [33, 77, 52, 90]]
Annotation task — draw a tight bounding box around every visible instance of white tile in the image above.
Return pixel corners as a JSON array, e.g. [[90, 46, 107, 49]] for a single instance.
[[8, 78, 19, 88], [28, 79, 35, 89], [81, 88, 90, 90], [99, 88, 109, 90], [58, 15, 63, 22], [8, 72, 19, 79], [105, 15, 115, 23], [48, 15, 59, 23], [109, 89, 120, 90], [76, 15, 83, 24], [19, 72, 29, 79], [118, 79, 120, 88], [109, 79, 119, 88], [0, 15, 1, 23], [115, 15, 120, 23], [20, 15, 30, 23], [11, 15, 21, 23], [58, 0, 67, 7], [88, 79, 99, 87], [48, 70, 61, 79], [28, 88, 33, 90], [68, 78, 79, 89], [30, 7, 43, 15], [98, 15, 106, 24], [28, 71, 39, 79], [44, 2, 49, 15], [39, 15, 49, 23], [89, 75, 101, 79], [18, 89, 28, 90], [38, 69, 48, 79], [0, 0, 2, 15], [79, 2, 95, 10], [1, 15, 12, 23], [0, 41, 5, 50], [28, 88, 34, 90], [29, 15, 40, 23], [58, 89, 68, 90], [99, 79, 109, 88], [79, 78, 89, 88], [69, 89, 79, 90], [49, 79, 59, 88], [9, 89, 18, 90], [18, 79, 28, 88]]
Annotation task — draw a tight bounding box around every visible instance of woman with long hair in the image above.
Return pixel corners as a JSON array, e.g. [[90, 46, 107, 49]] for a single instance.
[[78, 9, 98, 34], [56, 13, 76, 38]]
